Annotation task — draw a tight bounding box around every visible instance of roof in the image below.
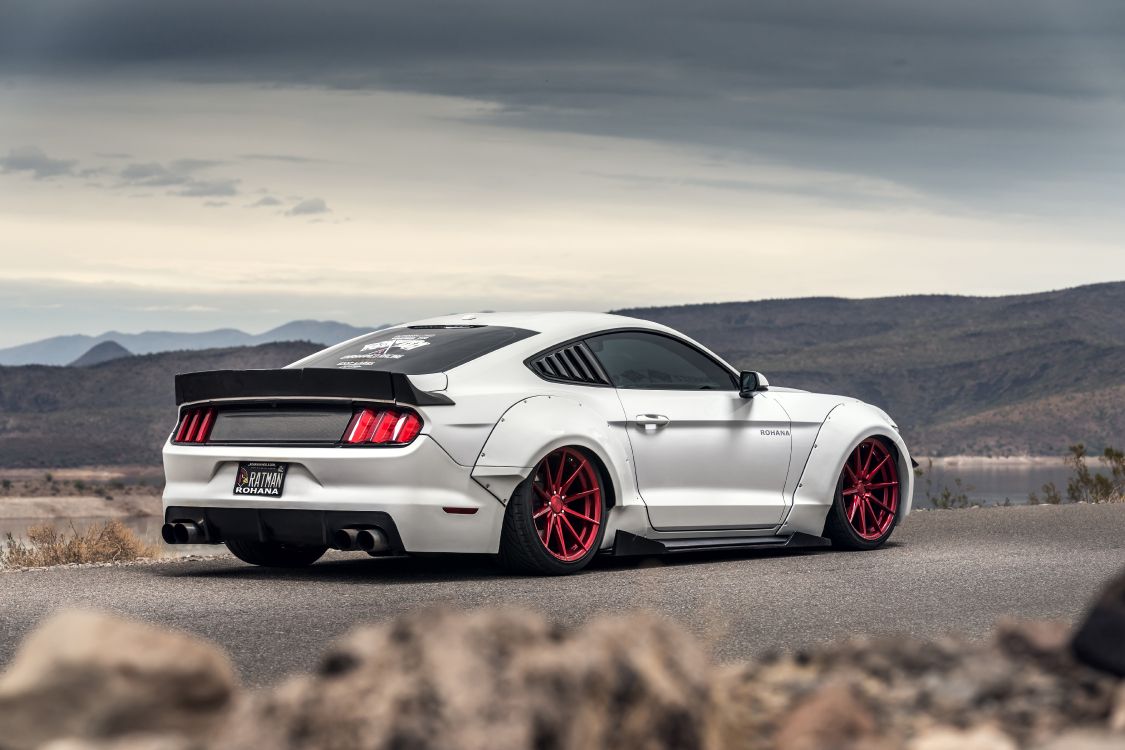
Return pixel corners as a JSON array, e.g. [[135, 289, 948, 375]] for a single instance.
[[398, 311, 677, 342]]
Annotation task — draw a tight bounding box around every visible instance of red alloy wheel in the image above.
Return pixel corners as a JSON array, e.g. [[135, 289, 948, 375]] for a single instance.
[[842, 438, 900, 541], [530, 448, 603, 562]]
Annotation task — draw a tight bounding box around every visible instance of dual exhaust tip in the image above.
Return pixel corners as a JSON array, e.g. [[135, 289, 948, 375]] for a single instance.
[[161, 521, 388, 553], [332, 527, 389, 553], [161, 521, 205, 545]]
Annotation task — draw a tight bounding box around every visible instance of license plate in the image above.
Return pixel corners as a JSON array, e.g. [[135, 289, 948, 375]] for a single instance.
[[233, 462, 288, 497]]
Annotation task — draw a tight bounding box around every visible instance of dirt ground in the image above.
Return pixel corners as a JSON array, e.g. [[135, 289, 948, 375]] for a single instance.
[[0, 466, 163, 519]]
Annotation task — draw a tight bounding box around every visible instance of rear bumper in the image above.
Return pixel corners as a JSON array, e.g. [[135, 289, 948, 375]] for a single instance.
[[161, 436, 506, 554], [165, 506, 408, 551]]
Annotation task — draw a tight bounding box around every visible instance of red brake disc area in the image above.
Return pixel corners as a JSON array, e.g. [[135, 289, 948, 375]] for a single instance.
[[531, 447, 603, 562], [842, 438, 900, 541]]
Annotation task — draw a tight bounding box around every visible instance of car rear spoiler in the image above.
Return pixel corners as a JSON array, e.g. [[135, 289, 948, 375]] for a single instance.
[[174, 368, 454, 407]]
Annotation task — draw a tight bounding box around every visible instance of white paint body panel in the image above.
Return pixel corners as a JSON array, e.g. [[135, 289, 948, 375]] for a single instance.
[[163, 310, 913, 555], [613, 390, 791, 530]]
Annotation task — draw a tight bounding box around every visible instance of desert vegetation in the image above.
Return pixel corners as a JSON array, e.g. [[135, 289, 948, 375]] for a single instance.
[[914, 459, 974, 509], [0, 469, 163, 501], [916, 444, 1125, 509], [1, 519, 158, 569], [1030, 444, 1125, 505]]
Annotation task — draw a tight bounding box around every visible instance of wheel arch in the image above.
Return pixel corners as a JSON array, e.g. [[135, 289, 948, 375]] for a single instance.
[[780, 401, 914, 537], [469, 395, 631, 511]]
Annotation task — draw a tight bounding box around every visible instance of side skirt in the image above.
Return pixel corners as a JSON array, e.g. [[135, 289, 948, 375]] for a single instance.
[[609, 530, 831, 557]]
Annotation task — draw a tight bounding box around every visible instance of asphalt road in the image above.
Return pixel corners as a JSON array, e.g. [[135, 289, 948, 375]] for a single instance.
[[2, 504, 1123, 685]]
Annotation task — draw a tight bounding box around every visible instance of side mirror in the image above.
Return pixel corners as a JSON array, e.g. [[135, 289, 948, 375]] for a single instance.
[[739, 370, 770, 398]]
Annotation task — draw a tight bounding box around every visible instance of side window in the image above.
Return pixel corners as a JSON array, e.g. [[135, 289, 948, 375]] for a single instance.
[[585, 332, 736, 391]]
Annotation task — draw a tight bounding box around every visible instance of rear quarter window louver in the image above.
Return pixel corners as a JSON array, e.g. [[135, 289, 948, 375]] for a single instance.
[[529, 343, 610, 386]]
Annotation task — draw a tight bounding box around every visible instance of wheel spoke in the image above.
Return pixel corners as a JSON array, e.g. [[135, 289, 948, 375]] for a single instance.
[[861, 443, 876, 475], [553, 515, 568, 554], [867, 454, 890, 477], [564, 507, 598, 524], [869, 495, 894, 514], [561, 515, 586, 549], [564, 488, 598, 502], [842, 487, 860, 496], [533, 505, 551, 519], [559, 459, 589, 494], [844, 464, 858, 482], [544, 515, 558, 554], [550, 452, 565, 491], [864, 496, 880, 523], [533, 484, 551, 501], [866, 481, 897, 490]]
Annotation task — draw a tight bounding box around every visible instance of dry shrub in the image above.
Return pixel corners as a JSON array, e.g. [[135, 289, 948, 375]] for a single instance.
[[1, 520, 159, 568]]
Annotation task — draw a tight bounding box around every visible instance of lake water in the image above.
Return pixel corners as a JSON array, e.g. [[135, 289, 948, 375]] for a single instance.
[[914, 460, 1109, 507], [0, 461, 1112, 552]]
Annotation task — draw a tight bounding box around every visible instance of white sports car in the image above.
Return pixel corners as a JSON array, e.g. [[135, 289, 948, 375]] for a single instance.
[[162, 312, 913, 574]]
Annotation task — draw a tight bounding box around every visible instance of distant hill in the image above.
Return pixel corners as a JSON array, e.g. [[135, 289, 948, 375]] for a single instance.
[[0, 342, 321, 468], [0, 320, 379, 366], [616, 281, 1125, 456], [0, 284, 1121, 466], [69, 341, 132, 368]]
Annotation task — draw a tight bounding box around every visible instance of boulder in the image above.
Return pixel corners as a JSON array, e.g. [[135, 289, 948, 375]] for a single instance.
[[215, 608, 714, 750], [908, 726, 1017, 750], [771, 681, 882, 750], [0, 610, 236, 750], [1072, 570, 1125, 677]]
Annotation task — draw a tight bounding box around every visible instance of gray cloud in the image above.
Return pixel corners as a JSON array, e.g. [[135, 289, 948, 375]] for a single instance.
[[172, 178, 239, 197], [117, 159, 233, 196], [1, 1, 1124, 209], [285, 197, 330, 216], [116, 159, 230, 196], [241, 153, 321, 164], [1, 144, 336, 211], [0, 145, 76, 178], [119, 162, 188, 187]]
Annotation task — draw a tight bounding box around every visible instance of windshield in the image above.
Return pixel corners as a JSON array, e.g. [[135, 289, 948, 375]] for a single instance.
[[298, 325, 537, 375]]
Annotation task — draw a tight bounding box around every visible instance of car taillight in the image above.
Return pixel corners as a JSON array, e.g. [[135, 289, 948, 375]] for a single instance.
[[173, 407, 216, 444], [343, 407, 423, 446]]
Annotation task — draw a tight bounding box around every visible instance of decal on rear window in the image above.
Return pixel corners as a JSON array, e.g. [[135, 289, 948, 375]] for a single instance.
[[359, 334, 434, 359], [297, 325, 539, 375]]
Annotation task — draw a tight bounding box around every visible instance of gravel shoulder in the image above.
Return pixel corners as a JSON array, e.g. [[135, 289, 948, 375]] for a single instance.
[[2, 503, 1123, 685]]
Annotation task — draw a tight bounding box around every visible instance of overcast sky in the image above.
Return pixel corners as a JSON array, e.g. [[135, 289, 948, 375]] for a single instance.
[[1, 0, 1124, 347]]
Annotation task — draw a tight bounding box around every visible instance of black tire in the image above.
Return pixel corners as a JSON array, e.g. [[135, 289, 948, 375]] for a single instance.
[[823, 437, 901, 551], [498, 448, 608, 575], [225, 539, 327, 568]]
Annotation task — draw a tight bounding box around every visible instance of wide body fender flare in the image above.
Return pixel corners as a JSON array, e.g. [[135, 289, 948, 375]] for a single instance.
[[470, 395, 637, 515], [780, 401, 914, 537]]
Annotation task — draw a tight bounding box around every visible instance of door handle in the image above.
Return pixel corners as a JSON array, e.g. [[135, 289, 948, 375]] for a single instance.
[[635, 414, 670, 430]]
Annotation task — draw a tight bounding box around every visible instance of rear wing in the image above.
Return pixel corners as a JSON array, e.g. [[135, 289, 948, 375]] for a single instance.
[[174, 368, 454, 407]]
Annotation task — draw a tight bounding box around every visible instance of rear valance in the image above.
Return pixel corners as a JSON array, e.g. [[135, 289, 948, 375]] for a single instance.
[[174, 368, 454, 407]]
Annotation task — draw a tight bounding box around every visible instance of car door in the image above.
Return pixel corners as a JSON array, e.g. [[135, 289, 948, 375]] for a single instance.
[[585, 331, 792, 531]]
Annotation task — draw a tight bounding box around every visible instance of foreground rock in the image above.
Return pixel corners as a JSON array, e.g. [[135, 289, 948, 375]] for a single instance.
[[219, 609, 711, 750], [2, 572, 1125, 749], [0, 611, 236, 750]]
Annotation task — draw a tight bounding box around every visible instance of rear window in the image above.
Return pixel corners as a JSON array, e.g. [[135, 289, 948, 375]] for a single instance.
[[300, 325, 537, 374]]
